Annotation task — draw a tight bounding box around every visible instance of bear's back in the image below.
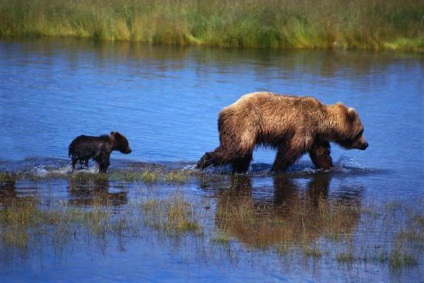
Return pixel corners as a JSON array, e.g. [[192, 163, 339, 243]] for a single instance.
[[224, 92, 325, 121]]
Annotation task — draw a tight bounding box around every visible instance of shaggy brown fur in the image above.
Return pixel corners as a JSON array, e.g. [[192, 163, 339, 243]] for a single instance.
[[197, 92, 368, 173], [68, 131, 132, 173]]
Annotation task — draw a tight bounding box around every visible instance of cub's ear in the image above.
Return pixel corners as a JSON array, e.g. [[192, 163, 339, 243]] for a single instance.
[[110, 131, 116, 135]]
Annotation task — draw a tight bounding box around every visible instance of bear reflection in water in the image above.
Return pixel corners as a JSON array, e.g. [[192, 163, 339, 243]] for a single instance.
[[0, 175, 39, 205], [213, 173, 362, 248], [197, 92, 368, 173]]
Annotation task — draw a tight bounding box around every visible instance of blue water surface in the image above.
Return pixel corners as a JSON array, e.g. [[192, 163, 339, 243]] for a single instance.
[[0, 39, 423, 282]]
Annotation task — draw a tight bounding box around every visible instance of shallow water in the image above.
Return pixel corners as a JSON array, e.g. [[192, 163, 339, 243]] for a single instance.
[[0, 38, 424, 282]]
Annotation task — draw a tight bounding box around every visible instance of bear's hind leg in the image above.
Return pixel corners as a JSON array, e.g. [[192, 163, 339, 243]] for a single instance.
[[71, 156, 78, 172], [309, 141, 333, 170], [196, 152, 214, 169], [231, 154, 253, 174], [196, 146, 239, 170], [271, 146, 304, 173]]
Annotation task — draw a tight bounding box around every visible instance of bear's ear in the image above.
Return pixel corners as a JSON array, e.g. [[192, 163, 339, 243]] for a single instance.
[[110, 131, 116, 136], [348, 108, 357, 117], [347, 108, 358, 121]]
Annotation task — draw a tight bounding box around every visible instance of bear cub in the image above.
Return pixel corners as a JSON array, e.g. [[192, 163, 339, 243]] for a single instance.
[[68, 131, 132, 173], [197, 92, 368, 173]]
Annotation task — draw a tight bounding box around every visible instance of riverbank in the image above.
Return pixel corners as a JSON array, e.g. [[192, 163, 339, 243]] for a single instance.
[[0, 0, 423, 51]]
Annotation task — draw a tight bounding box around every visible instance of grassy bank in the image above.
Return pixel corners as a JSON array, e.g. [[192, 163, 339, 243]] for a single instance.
[[0, 0, 423, 51]]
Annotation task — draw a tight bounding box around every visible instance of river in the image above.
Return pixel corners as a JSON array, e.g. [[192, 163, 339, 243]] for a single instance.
[[0, 38, 423, 282]]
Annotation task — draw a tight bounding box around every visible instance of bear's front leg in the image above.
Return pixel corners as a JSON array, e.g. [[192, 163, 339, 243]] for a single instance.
[[309, 141, 333, 170], [95, 152, 111, 173]]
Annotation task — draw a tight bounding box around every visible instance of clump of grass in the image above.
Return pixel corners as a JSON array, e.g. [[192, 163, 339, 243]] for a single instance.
[[336, 251, 355, 264], [0, 196, 129, 253], [109, 171, 161, 183], [211, 231, 231, 244], [109, 170, 190, 184], [303, 244, 323, 258], [0, 0, 422, 51], [0, 199, 41, 249], [140, 192, 202, 236], [163, 171, 190, 184], [388, 247, 418, 269]]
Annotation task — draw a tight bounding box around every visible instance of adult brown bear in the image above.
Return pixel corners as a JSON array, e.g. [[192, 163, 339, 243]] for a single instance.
[[197, 92, 368, 173]]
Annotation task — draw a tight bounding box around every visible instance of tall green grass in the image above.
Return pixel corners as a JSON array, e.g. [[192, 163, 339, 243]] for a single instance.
[[0, 0, 423, 51]]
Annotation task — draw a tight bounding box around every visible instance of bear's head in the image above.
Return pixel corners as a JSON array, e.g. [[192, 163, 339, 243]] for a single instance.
[[331, 104, 368, 150], [111, 131, 132, 154]]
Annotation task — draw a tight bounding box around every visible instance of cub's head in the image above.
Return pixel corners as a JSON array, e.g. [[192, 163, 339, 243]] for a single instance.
[[111, 131, 132, 154], [332, 104, 368, 151]]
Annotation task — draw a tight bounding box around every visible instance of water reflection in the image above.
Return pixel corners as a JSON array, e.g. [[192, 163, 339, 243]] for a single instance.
[[215, 174, 361, 248], [67, 176, 128, 207], [0, 177, 16, 201], [0, 176, 39, 205]]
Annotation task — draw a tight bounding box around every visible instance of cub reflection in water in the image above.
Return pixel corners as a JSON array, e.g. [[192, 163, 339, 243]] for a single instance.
[[215, 173, 362, 248], [68, 176, 128, 207]]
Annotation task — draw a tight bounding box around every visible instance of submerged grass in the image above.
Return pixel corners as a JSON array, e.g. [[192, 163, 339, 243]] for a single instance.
[[0, 0, 423, 51], [1, 171, 424, 271], [0, 198, 120, 254], [0, 191, 201, 255], [0, 168, 190, 185], [213, 184, 424, 269], [109, 170, 190, 184], [140, 192, 202, 236]]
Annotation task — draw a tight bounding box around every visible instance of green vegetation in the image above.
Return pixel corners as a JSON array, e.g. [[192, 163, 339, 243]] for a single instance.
[[1, 171, 424, 271], [0, 192, 201, 254], [0, 169, 190, 185], [140, 192, 202, 236], [109, 170, 190, 184], [0, 198, 125, 253], [0, 0, 423, 51]]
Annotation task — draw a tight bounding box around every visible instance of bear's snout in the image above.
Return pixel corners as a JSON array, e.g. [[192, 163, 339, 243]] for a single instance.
[[122, 148, 132, 154], [357, 135, 368, 150], [359, 141, 368, 150]]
